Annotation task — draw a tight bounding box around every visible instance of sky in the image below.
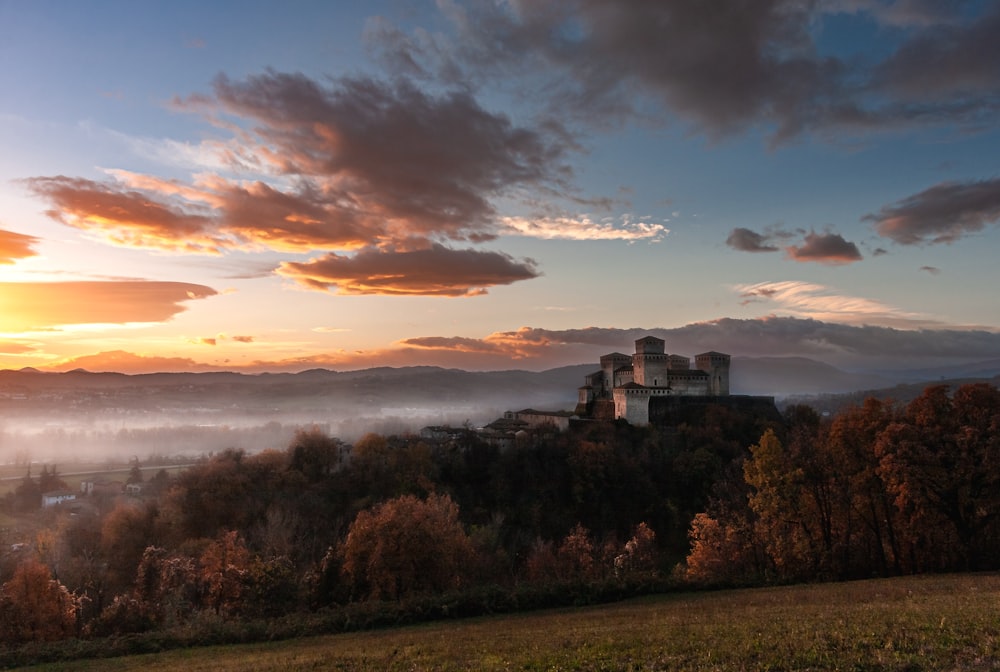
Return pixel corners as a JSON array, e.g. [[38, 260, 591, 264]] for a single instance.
[[1, 0, 1000, 375]]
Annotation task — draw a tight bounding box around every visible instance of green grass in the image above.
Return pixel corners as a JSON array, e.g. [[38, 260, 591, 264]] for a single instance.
[[11, 573, 1000, 671]]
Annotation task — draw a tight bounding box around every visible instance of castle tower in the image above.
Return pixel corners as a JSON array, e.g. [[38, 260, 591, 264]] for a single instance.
[[695, 351, 731, 396], [599, 352, 631, 397], [632, 336, 669, 387]]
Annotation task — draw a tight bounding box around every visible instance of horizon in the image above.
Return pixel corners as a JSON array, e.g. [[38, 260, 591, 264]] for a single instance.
[[3, 3, 1000, 376]]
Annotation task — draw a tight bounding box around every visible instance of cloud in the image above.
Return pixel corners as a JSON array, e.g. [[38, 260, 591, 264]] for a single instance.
[[0, 228, 39, 264], [726, 227, 779, 253], [865, 178, 1000, 245], [31, 317, 1000, 374], [784, 231, 863, 264], [733, 280, 930, 327], [727, 227, 862, 264], [872, 5, 1000, 104], [0, 340, 38, 356], [502, 215, 667, 241], [180, 73, 571, 242], [25, 176, 225, 253], [47, 350, 216, 374], [920, 265, 941, 275], [230, 335, 254, 343], [0, 281, 216, 332], [277, 244, 539, 296], [401, 318, 1000, 368], [26, 73, 575, 297], [369, 2, 1000, 142]]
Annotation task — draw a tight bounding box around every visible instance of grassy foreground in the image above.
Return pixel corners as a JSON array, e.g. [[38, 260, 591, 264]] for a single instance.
[[14, 573, 1000, 671]]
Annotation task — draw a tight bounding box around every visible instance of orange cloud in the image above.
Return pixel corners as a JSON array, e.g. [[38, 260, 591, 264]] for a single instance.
[[277, 244, 539, 296], [25, 176, 224, 253], [0, 228, 39, 264], [0, 281, 216, 331], [46, 350, 216, 374], [0, 340, 37, 356]]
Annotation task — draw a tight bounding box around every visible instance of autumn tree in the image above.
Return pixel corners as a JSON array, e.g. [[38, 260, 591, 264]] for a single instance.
[[685, 511, 761, 584], [199, 530, 251, 616], [876, 384, 1000, 571], [823, 396, 901, 576], [340, 493, 474, 600], [743, 428, 817, 578], [0, 559, 78, 645], [288, 426, 345, 482]]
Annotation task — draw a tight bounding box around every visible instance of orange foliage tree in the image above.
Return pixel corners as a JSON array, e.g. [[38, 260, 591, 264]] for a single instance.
[[876, 383, 1000, 571], [0, 559, 78, 645], [340, 493, 474, 600]]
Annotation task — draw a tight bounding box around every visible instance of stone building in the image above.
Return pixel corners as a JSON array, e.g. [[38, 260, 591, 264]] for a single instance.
[[576, 335, 731, 425]]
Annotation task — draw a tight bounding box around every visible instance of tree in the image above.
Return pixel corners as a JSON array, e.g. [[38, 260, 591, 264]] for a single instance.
[[126, 459, 144, 485], [743, 428, 816, 578], [824, 397, 901, 576], [685, 511, 760, 584], [13, 468, 40, 511], [0, 559, 78, 645], [100, 501, 160, 591], [340, 493, 474, 600], [288, 427, 344, 482], [38, 464, 68, 493], [199, 530, 251, 616], [876, 384, 1000, 571]]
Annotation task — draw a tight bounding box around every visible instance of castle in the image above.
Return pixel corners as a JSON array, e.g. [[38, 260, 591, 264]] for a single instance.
[[576, 335, 731, 425]]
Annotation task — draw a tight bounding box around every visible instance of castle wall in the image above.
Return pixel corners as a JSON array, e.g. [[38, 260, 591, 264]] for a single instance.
[[613, 387, 650, 425]]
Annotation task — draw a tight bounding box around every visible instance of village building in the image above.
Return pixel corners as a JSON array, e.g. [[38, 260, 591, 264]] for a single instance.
[[41, 490, 77, 508]]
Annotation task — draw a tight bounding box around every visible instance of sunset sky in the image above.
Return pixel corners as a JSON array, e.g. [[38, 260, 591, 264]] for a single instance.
[[2, 0, 1000, 375]]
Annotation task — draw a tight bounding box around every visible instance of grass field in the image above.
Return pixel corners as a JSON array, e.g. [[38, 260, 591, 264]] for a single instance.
[[11, 572, 1000, 671]]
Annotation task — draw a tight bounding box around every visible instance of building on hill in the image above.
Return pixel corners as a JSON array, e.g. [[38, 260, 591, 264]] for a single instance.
[[576, 335, 735, 425]]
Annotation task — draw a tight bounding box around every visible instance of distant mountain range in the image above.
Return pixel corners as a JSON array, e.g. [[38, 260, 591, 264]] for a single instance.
[[2, 356, 998, 431]]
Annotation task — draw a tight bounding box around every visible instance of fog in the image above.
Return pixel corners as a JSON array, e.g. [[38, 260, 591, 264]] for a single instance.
[[0, 366, 584, 463]]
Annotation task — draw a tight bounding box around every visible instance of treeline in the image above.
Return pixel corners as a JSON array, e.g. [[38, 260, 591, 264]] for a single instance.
[[1, 383, 999, 656], [687, 383, 1000, 583]]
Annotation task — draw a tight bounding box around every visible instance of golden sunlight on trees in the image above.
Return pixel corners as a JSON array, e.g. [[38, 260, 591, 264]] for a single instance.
[[340, 493, 473, 600]]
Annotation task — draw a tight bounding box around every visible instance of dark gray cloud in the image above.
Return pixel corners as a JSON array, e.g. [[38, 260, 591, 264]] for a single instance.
[[865, 178, 1000, 244], [873, 4, 1000, 106], [277, 243, 539, 296], [184, 73, 571, 242], [368, 1, 1000, 142], [474, 317, 1000, 363], [727, 226, 862, 264], [785, 231, 863, 264], [726, 227, 779, 253]]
